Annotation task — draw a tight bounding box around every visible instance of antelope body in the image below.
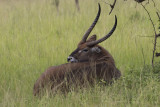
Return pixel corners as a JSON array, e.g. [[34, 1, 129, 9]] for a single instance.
[[33, 4, 121, 96]]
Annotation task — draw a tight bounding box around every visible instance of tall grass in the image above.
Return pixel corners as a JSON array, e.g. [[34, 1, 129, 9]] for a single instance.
[[0, 0, 160, 106]]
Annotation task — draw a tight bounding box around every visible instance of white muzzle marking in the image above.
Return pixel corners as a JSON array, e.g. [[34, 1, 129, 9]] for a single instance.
[[67, 56, 78, 63]]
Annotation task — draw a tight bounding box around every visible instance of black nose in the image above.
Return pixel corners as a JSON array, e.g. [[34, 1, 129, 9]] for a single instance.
[[67, 57, 72, 62]]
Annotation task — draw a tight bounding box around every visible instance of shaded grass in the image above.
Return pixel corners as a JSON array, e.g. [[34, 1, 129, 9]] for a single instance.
[[0, 0, 160, 106]]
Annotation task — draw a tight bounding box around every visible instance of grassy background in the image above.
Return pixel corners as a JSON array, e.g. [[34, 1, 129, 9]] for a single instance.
[[0, 0, 160, 106]]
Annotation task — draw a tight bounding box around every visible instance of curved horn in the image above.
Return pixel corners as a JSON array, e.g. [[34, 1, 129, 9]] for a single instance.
[[87, 15, 117, 46], [80, 3, 101, 43]]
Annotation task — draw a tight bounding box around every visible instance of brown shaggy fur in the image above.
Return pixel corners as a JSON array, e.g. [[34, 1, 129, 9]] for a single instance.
[[33, 4, 121, 96], [33, 41, 121, 96]]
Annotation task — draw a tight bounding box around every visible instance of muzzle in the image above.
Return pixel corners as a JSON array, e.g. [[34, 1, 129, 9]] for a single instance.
[[67, 56, 78, 63]]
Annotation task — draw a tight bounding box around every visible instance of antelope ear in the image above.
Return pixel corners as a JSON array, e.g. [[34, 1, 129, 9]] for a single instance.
[[86, 34, 97, 42], [91, 47, 101, 53]]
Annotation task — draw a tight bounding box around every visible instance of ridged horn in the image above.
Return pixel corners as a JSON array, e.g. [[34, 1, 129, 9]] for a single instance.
[[80, 3, 101, 43], [87, 15, 117, 46]]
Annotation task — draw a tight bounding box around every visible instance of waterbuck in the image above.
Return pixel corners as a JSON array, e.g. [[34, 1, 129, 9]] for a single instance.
[[33, 4, 121, 96]]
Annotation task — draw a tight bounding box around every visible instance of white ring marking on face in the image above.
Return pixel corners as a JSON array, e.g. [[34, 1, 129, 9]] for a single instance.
[[78, 50, 82, 53]]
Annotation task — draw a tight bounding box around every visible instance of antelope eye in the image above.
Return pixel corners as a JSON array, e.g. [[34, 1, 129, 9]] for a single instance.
[[83, 49, 88, 52]]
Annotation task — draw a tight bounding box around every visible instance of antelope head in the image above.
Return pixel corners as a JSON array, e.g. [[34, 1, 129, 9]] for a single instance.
[[67, 4, 117, 63]]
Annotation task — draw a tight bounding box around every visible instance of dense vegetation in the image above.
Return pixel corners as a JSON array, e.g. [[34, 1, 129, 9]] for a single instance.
[[0, 0, 160, 106]]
